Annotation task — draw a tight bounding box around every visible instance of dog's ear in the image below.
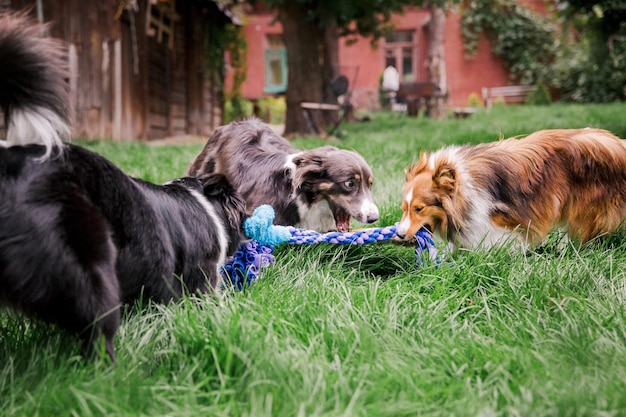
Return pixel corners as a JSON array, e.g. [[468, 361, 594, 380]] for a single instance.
[[293, 149, 332, 189], [405, 164, 420, 182], [405, 154, 428, 182], [198, 174, 246, 229], [433, 165, 456, 194], [293, 146, 340, 167], [198, 173, 231, 196], [293, 155, 322, 166]]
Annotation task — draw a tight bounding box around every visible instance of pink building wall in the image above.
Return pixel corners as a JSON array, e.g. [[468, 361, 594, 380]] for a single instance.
[[233, 3, 544, 109]]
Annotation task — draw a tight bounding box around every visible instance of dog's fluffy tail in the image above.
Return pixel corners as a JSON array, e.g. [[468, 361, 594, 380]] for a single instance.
[[0, 11, 71, 158]]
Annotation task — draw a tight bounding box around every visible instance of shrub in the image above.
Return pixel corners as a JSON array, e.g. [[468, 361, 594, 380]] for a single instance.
[[225, 96, 286, 125], [492, 96, 506, 107], [225, 96, 253, 123], [467, 92, 484, 107], [548, 19, 626, 103], [525, 82, 552, 105], [257, 96, 286, 125]]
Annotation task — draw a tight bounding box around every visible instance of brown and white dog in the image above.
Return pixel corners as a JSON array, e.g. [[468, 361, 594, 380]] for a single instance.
[[397, 128, 626, 250], [188, 118, 379, 232]]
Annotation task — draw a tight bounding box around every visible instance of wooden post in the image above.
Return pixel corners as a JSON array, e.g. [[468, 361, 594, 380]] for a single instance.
[[113, 38, 122, 139]]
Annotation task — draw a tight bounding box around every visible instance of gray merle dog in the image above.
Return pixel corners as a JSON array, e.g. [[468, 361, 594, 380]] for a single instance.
[[188, 118, 380, 232]]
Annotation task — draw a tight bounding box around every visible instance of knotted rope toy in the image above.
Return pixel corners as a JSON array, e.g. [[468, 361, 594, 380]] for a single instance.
[[221, 205, 438, 290]]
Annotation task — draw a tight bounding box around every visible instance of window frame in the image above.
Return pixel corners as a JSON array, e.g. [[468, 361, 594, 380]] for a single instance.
[[383, 30, 417, 83], [263, 48, 287, 94]]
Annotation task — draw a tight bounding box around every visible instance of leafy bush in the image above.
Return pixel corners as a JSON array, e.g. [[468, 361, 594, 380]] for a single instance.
[[225, 96, 286, 124], [549, 28, 626, 103], [225, 96, 253, 122], [492, 96, 506, 107], [467, 92, 484, 107], [257, 96, 286, 125], [461, 0, 626, 103], [525, 82, 552, 105]]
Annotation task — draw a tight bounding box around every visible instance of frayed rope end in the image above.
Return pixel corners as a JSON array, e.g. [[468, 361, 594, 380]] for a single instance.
[[243, 205, 292, 246]]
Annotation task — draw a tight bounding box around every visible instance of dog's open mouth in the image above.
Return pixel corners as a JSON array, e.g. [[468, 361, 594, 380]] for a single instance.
[[333, 206, 351, 232]]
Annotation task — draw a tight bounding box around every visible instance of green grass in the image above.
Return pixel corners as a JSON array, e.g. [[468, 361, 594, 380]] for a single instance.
[[2, 103, 626, 416]]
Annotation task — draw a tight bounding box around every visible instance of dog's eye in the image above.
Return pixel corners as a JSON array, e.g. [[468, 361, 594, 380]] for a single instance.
[[414, 206, 424, 213], [344, 180, 355, 189]]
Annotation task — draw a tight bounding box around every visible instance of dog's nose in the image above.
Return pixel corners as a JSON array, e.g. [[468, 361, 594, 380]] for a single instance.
[[396, 220, 409, 239], [362, 202, 379, 224], [366, 213, 379, 223]]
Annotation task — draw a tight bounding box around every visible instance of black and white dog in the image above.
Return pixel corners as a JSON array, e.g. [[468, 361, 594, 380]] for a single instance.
[[0, 12, 245, 360], [188, 118, 380, 232]]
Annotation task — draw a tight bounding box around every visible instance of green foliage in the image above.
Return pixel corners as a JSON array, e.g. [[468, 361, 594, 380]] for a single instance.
[[552, 43, 626, 103], [226, 26, 248, 94], [467, 92, 484, 107], [224, 96, 253, 122], [459, 0, 626, 101], [225, 96, 286, 124], [492, 95, 506, 107], [257, 95, 286, 125], [461, 0, 558, 85], [262, 0, 452, 42], [525, 82, 552, 105], [205, 20, 248, 120], [550, 1, 626, 103], [224, 24, 249, 121]]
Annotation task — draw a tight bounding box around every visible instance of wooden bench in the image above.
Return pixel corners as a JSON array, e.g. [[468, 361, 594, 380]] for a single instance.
[[299, 74, 353, 136], [300, 101, 351, 136], [481, 85, 534, 108]]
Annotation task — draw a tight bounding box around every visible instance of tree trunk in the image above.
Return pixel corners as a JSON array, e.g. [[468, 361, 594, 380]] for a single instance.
[[425, 3, 447, 119], [277, 3, 338, 136]]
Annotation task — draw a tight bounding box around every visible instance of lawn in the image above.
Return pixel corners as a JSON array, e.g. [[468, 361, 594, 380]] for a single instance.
[[2, 103, 626, 416]]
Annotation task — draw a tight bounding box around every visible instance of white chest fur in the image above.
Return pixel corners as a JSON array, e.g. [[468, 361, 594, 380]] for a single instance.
[[297, 199, 337, 232]]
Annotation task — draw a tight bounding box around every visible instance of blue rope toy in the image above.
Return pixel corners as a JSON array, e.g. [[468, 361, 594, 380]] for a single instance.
[[221, 205, 438, 290]]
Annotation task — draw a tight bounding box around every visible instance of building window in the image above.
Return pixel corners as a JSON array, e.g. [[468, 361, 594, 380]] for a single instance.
[[264, 35, 287, 94], [145, 0, 177, 49], [384, 30, 416, 82]]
